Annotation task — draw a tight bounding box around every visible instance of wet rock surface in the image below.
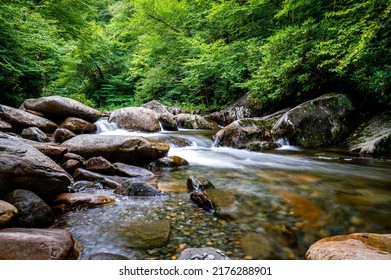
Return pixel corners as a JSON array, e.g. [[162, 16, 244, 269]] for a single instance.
[[114, 179, 167, 197], [50, 193, 115, 213], [178, 247, 230, 260]]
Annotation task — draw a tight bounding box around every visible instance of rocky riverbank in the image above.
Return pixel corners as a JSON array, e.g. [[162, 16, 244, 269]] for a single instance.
[[0, 94, 390, 259]]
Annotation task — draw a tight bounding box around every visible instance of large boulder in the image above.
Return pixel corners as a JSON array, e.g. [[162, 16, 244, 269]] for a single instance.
[[60, 117, 97, 134], [142, 100, 178, 131], [305, 233, 391, 260], [4, 189, 55, 228], [272, 93, 355, 148], [0, 200, 18, 227], [348, 111, 391, 155], [0, 104, 57, 132], [0, 135, 73, 195], [0, 228, 78, 260], [23, 95, 102, 122], [207, 95, 263, 126], [109, 107, 161, 132], [62, 134, 169, 166], [175, 113, 219, 129], [215, 118, 277, 151]]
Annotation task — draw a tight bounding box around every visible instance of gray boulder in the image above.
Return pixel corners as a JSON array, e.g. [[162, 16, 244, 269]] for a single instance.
[[142, 100, 178, 131], [62, 134, 169, 166], [348, 111, 391, 155], [23, 95, 102, 122], [21, 126, 51, 142], [175, 113, 219, 129], [109, 107, 161, 132]]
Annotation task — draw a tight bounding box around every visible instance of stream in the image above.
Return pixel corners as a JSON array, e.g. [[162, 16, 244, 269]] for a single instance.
[[56, 120, 391, 260]]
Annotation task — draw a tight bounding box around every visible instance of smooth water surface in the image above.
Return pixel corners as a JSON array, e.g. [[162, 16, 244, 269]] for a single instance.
[[56, 121, 391, 259]]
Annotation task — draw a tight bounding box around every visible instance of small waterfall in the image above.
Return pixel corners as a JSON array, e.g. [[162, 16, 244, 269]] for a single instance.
[[95, 119, 119, 134], [275, 138, 301, 151]]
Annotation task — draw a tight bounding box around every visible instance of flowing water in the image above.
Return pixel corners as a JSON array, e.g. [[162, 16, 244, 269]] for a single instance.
[[56, 120, 391, 260]]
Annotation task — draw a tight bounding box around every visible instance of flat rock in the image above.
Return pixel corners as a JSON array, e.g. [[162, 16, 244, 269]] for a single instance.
[[305, 233, 391, 260], [50, 193, 115, 212], [0, 200, 18, 227], [0, 228, 78, 260], [62, 134, 169, 166], [114, 162, 156, 179], [23, 95, 102, 122]]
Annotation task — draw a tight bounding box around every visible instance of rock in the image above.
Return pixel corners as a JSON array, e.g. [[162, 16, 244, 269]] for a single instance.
[[21, 127, 51, 142], [23, 95, 102, 122], [203, 189, 236, 208], [26, 142, 68, 162], [60, 117, 97, 134], [86, 156, 117, 175], [0, 136, 73, 195], [85, 253, 129, 260], [0, 228, 78, 260], [178, 247, 231, 260], [50, 193, 115, 213], [73, 168, 122, 189], [272, 93, 355, 148], [264, 224, 298, 247], [175, 113, 219, 129], [4, 189, 55, 228], [0, 118, 12, 132], [215, 118, 277, 151], [0, 104, 57, 132], [53, 127, 76, 143], [149, 156, 189, 170], [207, 95, 263, 126], [109, 107, 161, 132], [62, 159, 83, 174], [190, 192, 220, 213], [187, 175, 215, 192], [114, 162, 156, 180], [62, 134, 169, 166], [115, 219, 170, 249], [348, 111, 391, 155], [142, 100, 178, 131], [114, 179, 167, 197], [0, 200, 18, 227], [305, 233, 391, 260], [241, 232, 273, 259], [68, 181, 104, 192]]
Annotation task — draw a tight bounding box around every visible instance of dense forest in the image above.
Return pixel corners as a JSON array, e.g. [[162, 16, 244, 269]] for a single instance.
[[1, 0, 390, 112]]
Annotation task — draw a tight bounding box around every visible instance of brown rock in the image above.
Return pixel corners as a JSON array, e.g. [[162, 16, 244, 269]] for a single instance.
[[86, 156, 117, 175], [53, 127, 76, 143], [114, 162, 156, 179], [305, 233, 391, 260], [21, 127, 51, 142], [0, 228, 78, 260], [0, 200, 18, 227], [60, 117, 97, 134], [50, 193, 115, 212], [241, 232, 272, 259]]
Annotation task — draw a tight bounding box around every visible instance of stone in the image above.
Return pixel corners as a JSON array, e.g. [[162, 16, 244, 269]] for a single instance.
[[175, 113, 219, 129], [72, 168, 122, 189], [114, 179, 167, 197], [203, 189, 236, 208], [21, 127, 51, 142], [207, 95, 263, 126], [0, 228, 78, 260], [62, 159, 83, 174], [190, 192, 220, 213], [23, 95, 102, 122], [142, 100, 178, 131], [178, 247, 231, 260], [50, 193, 115, 213], [62, 134, 169, 166], [0, 200, 18, 227], [241, 232, 273, 259], [85, 253, 129, 260], [305, 233, 391, 260], [60, 117, 97, 134], [272, 93, 355, 148], [264, 224, 298, 247], [0, 118, 12, 132], [0, 135, 73, 195], [149, 156, 189, 170], [4, 189, 55, 228], [114, 162, 156, 179], [0, 104, 57, 132], [109, 106, 161, 132], [187, 175, 215, 192], [86, 156, 117, 175], [348, 111, 391, 155], [68, 181, 104, 192], [215, 118, 277, 151], [115, 219, 171, 249], [53, 127, 76, 143]]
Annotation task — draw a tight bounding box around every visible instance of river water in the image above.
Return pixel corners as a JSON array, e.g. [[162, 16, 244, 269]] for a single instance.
[[56, 121, 391, 260]]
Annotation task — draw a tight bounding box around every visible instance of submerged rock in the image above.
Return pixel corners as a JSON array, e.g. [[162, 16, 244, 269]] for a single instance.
[[85, 253, 129, 260], [5, 189, 55, 228], [178, 247, 231, 260], [0, 200, 18, 227], [0, 228, 78, 260], [149, 156, 189, 170], [62, 134, 169, 166], [190, 192, 220, 213], [187, 175, 215, 192], [348, 111, 391, 155], [272, 93, 355, 148], [23, 95, 102, 122], [109, 106, 161, 132], [241, 232, 272, 259], [305, 233, 391, 260], [114, 179, 167, 197], [0, 135, 73, 195]]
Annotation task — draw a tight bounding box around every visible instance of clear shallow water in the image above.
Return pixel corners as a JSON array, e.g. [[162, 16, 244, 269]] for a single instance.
[[56, 121, 391, 260]]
